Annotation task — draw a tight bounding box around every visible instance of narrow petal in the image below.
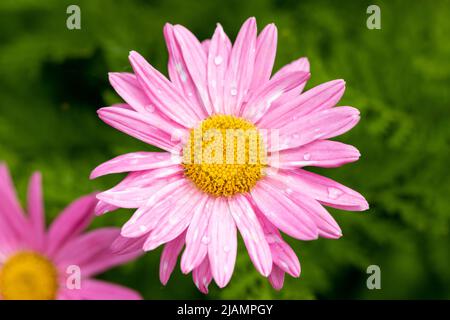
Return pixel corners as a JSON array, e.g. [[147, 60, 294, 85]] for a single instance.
[[271, 140, 360, 168], [259, 79, 345, 129], [251, 23, 277, 90], [97, 169, 183, 209], [90, 152, 181, 179], [228, 195, 272, 276], [192, 257, 213, 294], [208, 197, 237, 288], [277, 169, 369, 211], [241, 71, 310, 122], [120, 178, 190, 237], [250, 179, 319, 240], [94, 200, 118, 216], [160, 232, 185, 285], [207, 23, 232, 114], [73, 279, 142, 300], [129, 50, 202, 127], [98, 105, 184, 154], [164, 24, 207, 114], [45, 194, 97, 257], [111, 235, 146, 255], [174, 24, 213, 115], [270, 106, 360, 152], [268, 265, 285, 290], [181, 196, 211, 273], [143, 187, 203, 251], [27, 172, 45, 250], [202, 39, 211, 53], [223, 17, 257, 115]]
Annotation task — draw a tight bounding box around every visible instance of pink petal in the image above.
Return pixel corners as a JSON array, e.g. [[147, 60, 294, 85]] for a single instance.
[[120, 178, 189, 237], [98, 105, 184, 153], [97, 168, 183, 208], [259, 79, 345, 129], [0, 164, 30, 245], [207, 23, 232, 114], [223, 17, 257, 115], [278, 169, 369, 211], [271, 140, 360, 168], [202, 39, 211, 53], [193, 257, 213, 294], [250, 178, 318, 240], [94, 200, 119, 216], [228, 195, 272, 276], [268, 265, 285, 290], [143, 188, 203, 251], [71, 279, 142, 300], [181, 196, 211, 273], [90, 152, 181, 179], [54, 228, 140, 277], [129, 50, 202, 127], [164, 24, 208, 114], [256, 211, 301, 277], [208, 197, 237, 288], [111, 235, 146, 255], [173, 24, 213, 115], [241, 71, 310, 122], [160, 231, 185, 285], [45, 194, 97, 257], [270, 106, 360, 152], [272, 57, 310, 80], [251, 23, 278, 90], [27, 172, 45, 250]]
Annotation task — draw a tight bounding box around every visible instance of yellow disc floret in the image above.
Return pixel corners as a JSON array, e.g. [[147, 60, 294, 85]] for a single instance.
[[183, 115, 267, 197], [0, 251, 59, 300]]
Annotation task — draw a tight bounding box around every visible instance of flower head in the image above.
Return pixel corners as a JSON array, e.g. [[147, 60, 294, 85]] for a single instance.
[[92, 17, 368, 293], [0, 164, 141, 300]]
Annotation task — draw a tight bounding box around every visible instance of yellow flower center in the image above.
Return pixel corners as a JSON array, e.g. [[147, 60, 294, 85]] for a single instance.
[[0, 251, 59, 300], [183, 115, 267, 197]]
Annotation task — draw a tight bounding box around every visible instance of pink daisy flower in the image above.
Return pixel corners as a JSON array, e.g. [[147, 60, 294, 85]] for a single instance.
[[0, 164, 141, 300], [91, 17, 369, 293]]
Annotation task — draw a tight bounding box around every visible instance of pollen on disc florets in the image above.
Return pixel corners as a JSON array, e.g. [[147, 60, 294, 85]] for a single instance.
[[0, 251, 59, 300], [182, 114, 267, 197]]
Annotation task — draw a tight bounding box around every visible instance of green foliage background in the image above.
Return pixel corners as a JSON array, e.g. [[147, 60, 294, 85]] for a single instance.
[[1, 0, 449, 299]]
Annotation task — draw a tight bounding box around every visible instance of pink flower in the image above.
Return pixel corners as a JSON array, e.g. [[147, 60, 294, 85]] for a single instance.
[[0, 164, 141, 300], [91, 17, 369, 293]]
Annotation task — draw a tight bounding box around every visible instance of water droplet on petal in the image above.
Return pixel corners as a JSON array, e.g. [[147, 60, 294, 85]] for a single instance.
[[303, 153, 311, 161], [201, 235, 210, 244], [214, 55, 223, 65], [139, 225, 147, 232], [328, 187, 343, 199], [145, 104, 155, 112], [292, 133, 300, 139], [230, 88, 238, 96], [223, 245, 230, 253]]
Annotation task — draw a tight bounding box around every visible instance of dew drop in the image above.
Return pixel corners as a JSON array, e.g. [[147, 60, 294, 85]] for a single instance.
[[139, 225, 147, 232], [201, 235, 210, 244], [327, 187, 343, 199], [145, 104, 155, 113], [214, 55, 223, 65], [292, 133, 300, 139], [303, 153, 311, 161], [223, 245, 230, 253], [230, 88, 238, 96]]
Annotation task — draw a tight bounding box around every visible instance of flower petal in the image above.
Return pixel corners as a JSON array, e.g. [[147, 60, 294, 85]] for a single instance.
[[164, 24, 207, 114], [259, 79, 345, 129], [173, 24, 213, 115], [271, 140, 360, 168], [268, 265, 285, 290], [241, 71, 310, 122], [46, 194, 97, 257], [251, 23, 277, 90], [208, 197, 237, 288], [181, 196, 211, 273], [98, 105, 184, 153], [27, 172, 45, 250], [111, 235, 146, 255], [90, 152, 181, 179], [228, 195, 272, 277], [193, 257, 213, 294], [278, 169, 369, 211], [250, 178, 318, 240], [207, 23, 232, 114], [223, 17, 257, 115], [160, 231, 185, 285], [129, 50, 202, 127], [270, 106, 360, 152]]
